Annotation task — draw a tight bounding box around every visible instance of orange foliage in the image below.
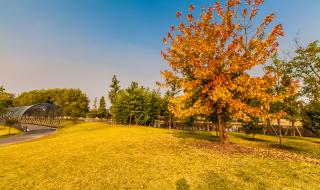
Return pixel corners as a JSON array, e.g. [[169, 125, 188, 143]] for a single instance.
[[161, 0, 285, 141]]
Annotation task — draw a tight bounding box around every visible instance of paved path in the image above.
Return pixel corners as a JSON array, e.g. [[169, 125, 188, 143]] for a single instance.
[[0, 125, 56, 147]]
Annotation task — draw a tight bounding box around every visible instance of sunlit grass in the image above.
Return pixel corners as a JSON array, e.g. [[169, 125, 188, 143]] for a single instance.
[[0, 125, 21, 139], [0, 122, 319, 189], [62, 120, 84, 127]]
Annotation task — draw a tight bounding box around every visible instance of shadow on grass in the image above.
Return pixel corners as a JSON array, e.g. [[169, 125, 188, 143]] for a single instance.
[[176, 178, 190, 190], [269, 144, 301, 152], [197, 171, 242, 190], [229, 133, 271, 142], [173, 131, 218, 142], [285, 136, 320, 144], [0, 133, 18, 139], [62, 120, 84, 127]]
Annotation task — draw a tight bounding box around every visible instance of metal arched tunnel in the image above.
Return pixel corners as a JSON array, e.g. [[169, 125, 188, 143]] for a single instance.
[[1, 103, 63, 131], [0, 103, 63, 146]]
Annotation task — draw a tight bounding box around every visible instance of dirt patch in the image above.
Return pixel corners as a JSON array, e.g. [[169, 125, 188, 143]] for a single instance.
[[181, 140, 320, 165]]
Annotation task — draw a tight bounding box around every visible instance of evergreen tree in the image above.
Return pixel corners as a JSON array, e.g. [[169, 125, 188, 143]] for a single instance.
[[93, 97, 98, 111], [98, 96, 107, 119], [108, 75, 121, 122], [108, 75, 120, 105], [113, 90, 130, 124]]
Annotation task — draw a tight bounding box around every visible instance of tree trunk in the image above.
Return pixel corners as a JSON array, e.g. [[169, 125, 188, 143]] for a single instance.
[[216, 124, 219, 137], [291, 121, 296, 136], [277, 118, 282, 145], [169, 113, 172, 130], [266, 119, 271, 135], [217, 105, 226, 143]]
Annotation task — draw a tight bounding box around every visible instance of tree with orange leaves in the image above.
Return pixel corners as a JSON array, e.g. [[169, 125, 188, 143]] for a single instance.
[[161, 0, 285, 143]]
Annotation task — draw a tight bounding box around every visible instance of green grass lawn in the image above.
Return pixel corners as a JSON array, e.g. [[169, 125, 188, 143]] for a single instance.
[[0, 125, 21, 139], [0, 122, 319, 190]]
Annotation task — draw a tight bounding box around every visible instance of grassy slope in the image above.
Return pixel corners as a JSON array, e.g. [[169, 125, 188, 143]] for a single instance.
[[0, 125, 21, 139], [0, 122, 319, 190]]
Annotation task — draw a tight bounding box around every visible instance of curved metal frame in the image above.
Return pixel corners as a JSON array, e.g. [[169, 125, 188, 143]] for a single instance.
[[0, 103, 63, 128]]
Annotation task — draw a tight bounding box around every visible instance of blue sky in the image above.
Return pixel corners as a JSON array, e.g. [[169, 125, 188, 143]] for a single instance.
[[1, 0, 319, 106]]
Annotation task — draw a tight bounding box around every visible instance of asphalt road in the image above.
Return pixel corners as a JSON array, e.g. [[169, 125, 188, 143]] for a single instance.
[[0, 125, 56, 147]]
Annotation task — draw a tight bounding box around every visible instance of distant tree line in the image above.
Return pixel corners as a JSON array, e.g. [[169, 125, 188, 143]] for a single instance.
[[86, 96, 108, 119], [1, 76, 170, 126], [7, 88, 89, 119]]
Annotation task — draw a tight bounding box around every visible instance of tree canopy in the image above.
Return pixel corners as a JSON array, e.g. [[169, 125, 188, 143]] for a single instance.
[[292, 41, 320, 103], [290, 41, 320, 136], [161, 0, 285, 142]]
